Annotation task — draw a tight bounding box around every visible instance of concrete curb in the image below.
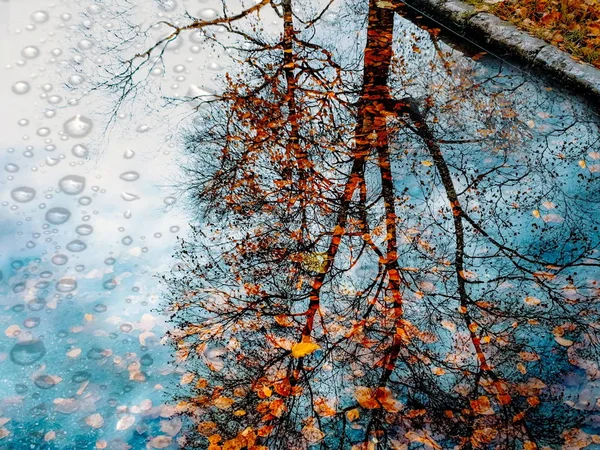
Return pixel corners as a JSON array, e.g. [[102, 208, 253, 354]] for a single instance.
[[402, 0, 600, 102]]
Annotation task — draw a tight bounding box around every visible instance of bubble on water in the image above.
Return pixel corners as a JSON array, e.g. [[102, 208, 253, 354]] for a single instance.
[[15, 384, 28, 394], [123, 149, 135, 159], [46, 157, 60, 166], [78, 197, 92, 206], [23, 317, 41, 328], [121, 192, 139, 201], [59, 175, 86, 195], [198, 8, 217, 20], [56, 277, 77, 292], [93, 304, 107, 313], [68, 74, 85, 86], [31, 11, 49, 23], [10, 340, 47, 366], [66, 240, 87, 252], [48, 95, 62, 105], [21, 46, 40, 59], [63, 115, 93, 138], [5, 163, 19, 173], [10, 186, 36, 203], [37, 127, 51, 137], [45, 207, 71, 225], [120, 323, 133, 333], [140, 354, 154, 366], [169, 225, 180, 233], [76, 224, 93, 235], [87, 347, 107, 360], [12, 81, 31, 95], [103, 278, 117, 290], [34, 374, 60, 389], [119, 171, 140, 182], [87, 4, 103, 14], [122, 236, 133, 245], [72, 371, 91, 383], [104, 257, 115, 265], [163, 196, 176, 205], [77, 39, 94, 50], [51, 255, 68, 267], [71, 144, 89, 158]]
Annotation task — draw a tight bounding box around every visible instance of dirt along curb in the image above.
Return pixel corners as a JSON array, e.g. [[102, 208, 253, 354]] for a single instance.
[[398, 0, 600, 104]]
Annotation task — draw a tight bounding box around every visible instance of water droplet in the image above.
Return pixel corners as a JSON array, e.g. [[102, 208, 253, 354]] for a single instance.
[[68, 75, 85, 86], [46, 156, 60, 166], [103, 278, 117, 290], [136, 124, 150, 133], [164, 196, 176, 205], [21, 46, 40, 59], [123, 149, 135, 159], [10, 186, 36, 203], [63, 115, 93, 138], [5, 163, 19, 173], [120, 323, 133, 333], [45, 207, 71, 225], [51, 254, 68, 265], [140, 354, 154, 366], [77, 39, 94, 50], [169, 225, 180, 233], [37, 127, 51, 136], [56, 277, 77, 292], [10, 340, 47, 366], [59, 175, 86, 195], [71, 144, 89, 158], [12, 81, 31, 95], [72, 371, 91, 383], [121, 192, 139, 201], [66, 240, 87, 252], [93, 304, 107, 313], [119, 171, 140, 182], [122, 236, 133, 245], [76, 224, 93, 235], [34, 374, 59, 389], [31, 11, 49, 23], [24, 317, 41, 329], [198, 8, 218, 20]]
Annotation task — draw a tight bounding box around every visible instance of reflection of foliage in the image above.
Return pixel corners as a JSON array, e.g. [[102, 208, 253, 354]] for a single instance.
[[97, 0, 600, 448]]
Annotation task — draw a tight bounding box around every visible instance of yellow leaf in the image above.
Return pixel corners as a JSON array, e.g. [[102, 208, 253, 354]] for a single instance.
[[421, 160, 433, 167], [346, 408, 360, 422], [291, 342, 320, 358]]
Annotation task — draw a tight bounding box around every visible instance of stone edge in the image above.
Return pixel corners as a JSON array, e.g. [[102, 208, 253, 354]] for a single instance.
[[401, 0, 600, 103]]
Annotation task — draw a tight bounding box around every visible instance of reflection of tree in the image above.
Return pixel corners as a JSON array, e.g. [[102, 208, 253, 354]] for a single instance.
[[100, 0, 600, 448]]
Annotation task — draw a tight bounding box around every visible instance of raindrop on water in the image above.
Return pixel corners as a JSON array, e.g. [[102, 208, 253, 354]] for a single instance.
[[12, 81, 31, 95], [63, 115, 93, 138], [56, 277, 77, 292], [10, 340, 47, 366], [119, 171, 140, 182], [66, 240, 87, 252], [21, 46, 40, 59], [45, 207, 71, 225], [10, 186, 36, 203], [59, 175, 86, 195], [71, 144, 89, 158]]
